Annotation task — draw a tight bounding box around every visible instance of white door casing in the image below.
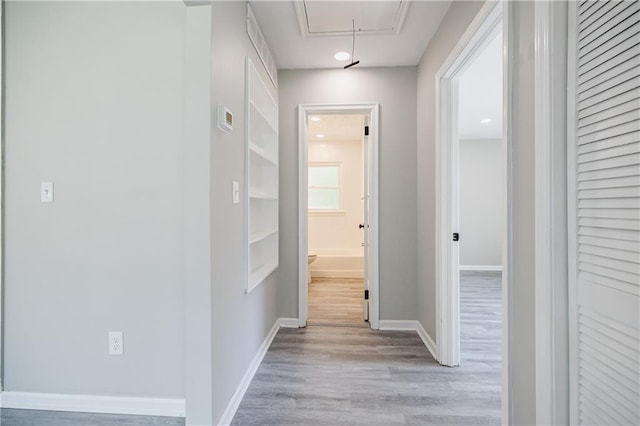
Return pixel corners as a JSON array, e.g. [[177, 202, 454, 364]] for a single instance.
[[298, 104, 380, 330]]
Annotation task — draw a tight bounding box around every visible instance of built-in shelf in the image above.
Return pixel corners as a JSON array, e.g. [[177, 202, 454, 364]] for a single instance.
[[245, 57, 278, 293], [249, 141, 277, 165], [249, 228, 278, 245]]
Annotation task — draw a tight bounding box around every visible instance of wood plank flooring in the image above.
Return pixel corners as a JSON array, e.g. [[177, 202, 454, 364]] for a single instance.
[[307, 278, 366, 326], [232, 271, 502, 425], [0, 272, 501, 425]]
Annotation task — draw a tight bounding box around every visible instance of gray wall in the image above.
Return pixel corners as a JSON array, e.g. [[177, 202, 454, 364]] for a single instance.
[[416, 0, 485, 341], [459, 139, 503, 266], [278, 67, 418, 321], [509, 2, 537, 423], [209, 2, 279, 423], [4, 1, 186, 397]]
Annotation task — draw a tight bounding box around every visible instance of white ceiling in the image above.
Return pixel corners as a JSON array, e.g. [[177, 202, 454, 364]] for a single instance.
[[308, 114, 366, 143], [458, 31, 503, 140], [249, 0, 452, 69]]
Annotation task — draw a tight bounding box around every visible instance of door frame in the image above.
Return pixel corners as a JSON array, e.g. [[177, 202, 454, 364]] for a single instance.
[[297, 103, 380, 330], [434, 0, 511, 421]]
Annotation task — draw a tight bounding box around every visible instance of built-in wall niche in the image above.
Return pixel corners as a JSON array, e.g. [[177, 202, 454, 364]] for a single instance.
[[245, 57, 278, 293]]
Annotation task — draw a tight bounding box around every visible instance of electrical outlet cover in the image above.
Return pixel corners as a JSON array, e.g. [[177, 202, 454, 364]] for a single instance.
[[108, 331, 123, 355]]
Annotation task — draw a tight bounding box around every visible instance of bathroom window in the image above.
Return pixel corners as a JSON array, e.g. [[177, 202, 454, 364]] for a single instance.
[[308, 163, 341, 211]]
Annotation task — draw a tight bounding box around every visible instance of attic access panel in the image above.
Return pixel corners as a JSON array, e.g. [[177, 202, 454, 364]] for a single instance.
[[295, 0, 410, 37]]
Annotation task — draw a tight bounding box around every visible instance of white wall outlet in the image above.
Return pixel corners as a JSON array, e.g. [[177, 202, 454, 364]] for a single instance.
[[108, 331, 123, 355], [41, 182, 54, 203]]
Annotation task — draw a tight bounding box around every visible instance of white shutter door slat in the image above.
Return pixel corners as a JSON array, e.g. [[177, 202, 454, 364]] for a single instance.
[[580, 0, 628, 32], [579, 3, 640, 50], [578, 131, 639, 154], [578, 185, 640, 198], [579, 251, 640, 274], [579, 197, 640, 209], [578, 86, 639, 119], [578, 76, 640, 112], [571, 5, 640, 421], [578, 97, 640, 128], [580, 234, 640, 252], [579, 0, 609, 21], [578, 37, 640, 78], [579, 20, 640, 65], [577, 174, 640, 189], [578, 163, 640, 182], [579, 66, 640, 106], [579, 42, 640, 86], [579, 208, 640, 220], [578, 108, 640, 137], [581, 270, 639, 296], [578, 152, 640, 172], [580, 243, 639, 264]]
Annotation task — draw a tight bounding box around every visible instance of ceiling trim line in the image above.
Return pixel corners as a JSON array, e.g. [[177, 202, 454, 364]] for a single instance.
[[293, 0, 411, 38]]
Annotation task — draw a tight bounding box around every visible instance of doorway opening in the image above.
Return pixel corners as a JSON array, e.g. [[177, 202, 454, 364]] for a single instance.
[[435, 0, 510, 423], [298, 104, 379, 330]]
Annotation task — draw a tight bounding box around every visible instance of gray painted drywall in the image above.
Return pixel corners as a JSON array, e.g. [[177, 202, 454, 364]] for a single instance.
[[416, 0, 485, 342], [509, 3, 536, 423], [183, 4, 214, 424], [4, 1, 186, 397], [209, 2, 279, 423], [459, 139, 503, 266], [278, 67, 418, 321]]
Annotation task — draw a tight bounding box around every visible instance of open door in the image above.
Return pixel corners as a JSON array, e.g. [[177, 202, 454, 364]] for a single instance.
[[362, 120, 370, 321]]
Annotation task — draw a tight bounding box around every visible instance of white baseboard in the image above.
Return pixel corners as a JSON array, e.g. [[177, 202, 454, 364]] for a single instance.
[[217, 317, 290, 426], [278, 317, 300, 328], [0, 391, 185, 417], [378, 320, 417, 331], [415, 321, 438, 362], [311, 270, 364, 279], [378, 320, 438, 362], [459, 265, 503, 271]]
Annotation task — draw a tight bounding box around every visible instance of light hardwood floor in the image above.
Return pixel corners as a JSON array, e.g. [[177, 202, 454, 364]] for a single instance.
[[232, 271, 502, 425], [307, 278, 366, 326]]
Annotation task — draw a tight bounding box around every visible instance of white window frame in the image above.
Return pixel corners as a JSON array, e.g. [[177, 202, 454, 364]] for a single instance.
[[307, 162, 344, 214]]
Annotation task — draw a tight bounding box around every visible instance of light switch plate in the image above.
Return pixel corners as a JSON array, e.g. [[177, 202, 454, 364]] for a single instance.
[[232, 181, 240, 204], [41, 182, 54, 203]]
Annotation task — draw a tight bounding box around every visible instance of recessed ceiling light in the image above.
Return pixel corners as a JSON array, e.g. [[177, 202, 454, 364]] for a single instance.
[[334, 51, 350, 61], [310, 116, 321, 122], [480, 118, 492, 124], [316, 134, 325, 138]]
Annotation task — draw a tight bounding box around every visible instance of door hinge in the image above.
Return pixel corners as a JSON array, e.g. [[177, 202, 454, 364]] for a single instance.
[[453, 232, 459, 242], [364, 126, 369, 136], [364, 290, 369, 300]]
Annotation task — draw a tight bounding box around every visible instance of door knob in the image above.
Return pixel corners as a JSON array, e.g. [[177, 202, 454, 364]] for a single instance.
[[359, 224, 365, 229]]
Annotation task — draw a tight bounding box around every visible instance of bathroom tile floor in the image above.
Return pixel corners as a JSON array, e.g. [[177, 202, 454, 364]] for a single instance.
[[307, 278, 366, 327], [232, 271, 502, 425]]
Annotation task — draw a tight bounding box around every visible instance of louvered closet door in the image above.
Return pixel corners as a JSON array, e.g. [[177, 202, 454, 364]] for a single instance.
[[570, 1, 640, 424]]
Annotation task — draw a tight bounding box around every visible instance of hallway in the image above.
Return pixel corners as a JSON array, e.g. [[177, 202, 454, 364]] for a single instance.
[[307, 278, 366, 327], [232, 272, 502, 425]]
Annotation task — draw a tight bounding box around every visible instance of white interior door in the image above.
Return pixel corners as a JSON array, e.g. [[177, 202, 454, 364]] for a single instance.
[[568, 1, 640, 424], [362, 118, 370, 321]]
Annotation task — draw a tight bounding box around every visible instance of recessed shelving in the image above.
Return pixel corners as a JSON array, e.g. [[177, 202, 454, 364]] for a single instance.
[[245, 57, 279, 293]]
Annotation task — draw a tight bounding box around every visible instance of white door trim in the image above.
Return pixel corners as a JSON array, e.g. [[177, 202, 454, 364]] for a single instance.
[[435, 0, 503, 366], [534, 1, 569, 424], [297, 104, 380, 330], [434, 0, 511, 423]]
